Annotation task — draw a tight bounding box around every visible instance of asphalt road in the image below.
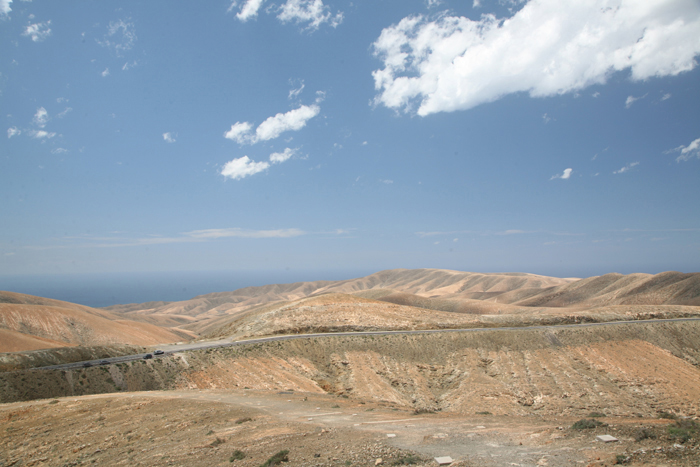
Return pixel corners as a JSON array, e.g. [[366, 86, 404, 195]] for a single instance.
[[33, 317, 700, 371]]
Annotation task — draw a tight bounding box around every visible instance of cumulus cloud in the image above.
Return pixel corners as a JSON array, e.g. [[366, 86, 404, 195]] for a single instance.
[[233, 0, 265, 22], [162, 132, 176, 143], [7, 127, 20, 138], [372, 0, 700, 116], [277, 0, 343, 30], [269, 147, 297, 164], [613, 161, 639, 174], [221, 156, 270, 180], [22, 21, 52, 42], [1, 0, 11, 17], [225, 104, 320, 145], [670, 137, 700, 162], [32, 107, 49, 127], [550, 168, 573, 180], [99, 19, 136, 56]]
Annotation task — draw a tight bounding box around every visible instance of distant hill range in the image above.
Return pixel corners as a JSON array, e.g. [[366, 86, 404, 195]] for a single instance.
[[102, 268, 700, 337], [2, 269, 700, 352]]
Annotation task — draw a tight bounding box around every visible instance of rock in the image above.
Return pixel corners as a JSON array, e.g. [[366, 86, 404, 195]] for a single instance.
[[435, 456, 453, 465], [375, 458, 383, 465], [596, 435, 618, 443]]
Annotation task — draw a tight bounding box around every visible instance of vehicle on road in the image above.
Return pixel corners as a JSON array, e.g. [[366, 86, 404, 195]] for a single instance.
[[82, 362, 92, 368], [154, 350, 164, 355], [99, 360, 110, 365], [143, 353, 153, 359]]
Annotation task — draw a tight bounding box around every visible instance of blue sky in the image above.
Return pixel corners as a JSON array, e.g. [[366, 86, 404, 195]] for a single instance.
[[2, 0, 700, 282]]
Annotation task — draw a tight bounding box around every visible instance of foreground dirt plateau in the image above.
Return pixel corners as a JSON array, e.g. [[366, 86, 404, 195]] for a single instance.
[[1, 388, 699, 466]]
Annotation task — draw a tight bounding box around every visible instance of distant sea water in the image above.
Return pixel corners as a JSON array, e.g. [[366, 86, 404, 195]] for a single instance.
[[0, 269, 373, 308]]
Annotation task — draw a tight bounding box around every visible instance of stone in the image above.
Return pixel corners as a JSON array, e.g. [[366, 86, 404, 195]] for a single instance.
[[596, 435, 618, 443], [434, 456, 453, 465]]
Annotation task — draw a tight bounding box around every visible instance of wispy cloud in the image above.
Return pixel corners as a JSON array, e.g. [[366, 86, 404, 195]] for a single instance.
[[185, 228, 304, 239], [269, 147, 297, 164], [372, 1, 700, 115], [550, 168, 572, 180], [277, 0, 343, 30], [7, 127, 21, 138], [613, 161, 639, 174], [101, 68, 110, 77], [163, 132, 176, 143], [98, 19, 136, 56], [224, 104, 320, 144], [625, 93, 647, 109], [29, 130, 56, 139], [669, 137, 700, 162], [22, 21, 52, 42], [288, 80, 305, 100]]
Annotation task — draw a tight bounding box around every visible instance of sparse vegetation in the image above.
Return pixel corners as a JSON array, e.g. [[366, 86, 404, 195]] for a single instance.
[[634, 428, 656, 442], [658, 411, 677, 420], [615, 454, 630, 464], [588, 412, 606, 418], [412, 408, 435, 415], [668, 419, 698, 442], [392, 455, 421, 465], [230, 450, 246, 462], [476, 411, 491, 415], [235, 417, 252, 424], [572, 419, 605, 430], [259, 449, 289, 466], [210, 437, 225, 447]]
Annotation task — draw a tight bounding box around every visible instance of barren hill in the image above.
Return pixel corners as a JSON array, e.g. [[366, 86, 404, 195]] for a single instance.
[[103, 268, 700, 337], [0, 291, 195, 352]]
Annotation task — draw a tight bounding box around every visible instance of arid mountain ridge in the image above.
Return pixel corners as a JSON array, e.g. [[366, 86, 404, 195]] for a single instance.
[[2, 268, 700, 353], [104, 268, 700, 335]]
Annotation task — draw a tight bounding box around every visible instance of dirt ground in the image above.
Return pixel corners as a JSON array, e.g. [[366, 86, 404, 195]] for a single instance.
[[1, 388, 698, 467]]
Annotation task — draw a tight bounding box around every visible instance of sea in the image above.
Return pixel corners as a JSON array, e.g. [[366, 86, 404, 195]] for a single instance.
[[0, 269, 373, 308]]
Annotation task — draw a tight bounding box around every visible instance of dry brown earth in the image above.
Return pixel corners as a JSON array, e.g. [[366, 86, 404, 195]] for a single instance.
[[0, 291, 195, 352]]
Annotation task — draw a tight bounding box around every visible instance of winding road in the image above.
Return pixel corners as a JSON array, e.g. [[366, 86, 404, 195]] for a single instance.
[[33, 317, 700, 371]]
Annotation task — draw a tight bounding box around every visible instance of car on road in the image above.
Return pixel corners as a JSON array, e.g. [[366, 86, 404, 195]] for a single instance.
[[143, 353, 153, 359], [154, 350, 164, 355], [99, 360, 110, 365], [82, 362, 92, 368]]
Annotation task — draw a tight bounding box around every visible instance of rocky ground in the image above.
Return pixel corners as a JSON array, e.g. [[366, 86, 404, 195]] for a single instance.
[[1, 388, 698, 467]]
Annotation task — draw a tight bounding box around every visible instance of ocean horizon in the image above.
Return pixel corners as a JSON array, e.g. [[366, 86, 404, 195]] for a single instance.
[[0, 269, 374, 308]]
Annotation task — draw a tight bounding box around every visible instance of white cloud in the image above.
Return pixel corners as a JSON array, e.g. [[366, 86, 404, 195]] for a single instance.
[[101, 68, 110, 77], [278, 0, 343, 30], [269, 147, 297, 164], [122, 61, 138, 71], [256, 104, 320, 141], [671, 137, 700, 162], [22, 21, 51, 42], [51, 148, 67, 154], [372, 0, 700, 116], [7, 127, 20, 138], [226, 105, 320, 145], [0, 0, 11, 17], [380, 179, 394, 184], [625, 93, 647, 108], [613, 161, 639, 174], [542, 113, 551, 124], [163, 132, 176, 143], [550, 168, 573, 180], [661, 92, 672, 101], [427, 0, 444, 7], [32, 107, 49, 127], [472, 0, 481, 7], [221, 155, 270, 180], [29, 130, 56, 139], [99, 19, 136, 56], [234, 0, 265, 22], [288, 80, 305, 100], [592, 91, 601, 98], [224, 121, 255, 144]]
